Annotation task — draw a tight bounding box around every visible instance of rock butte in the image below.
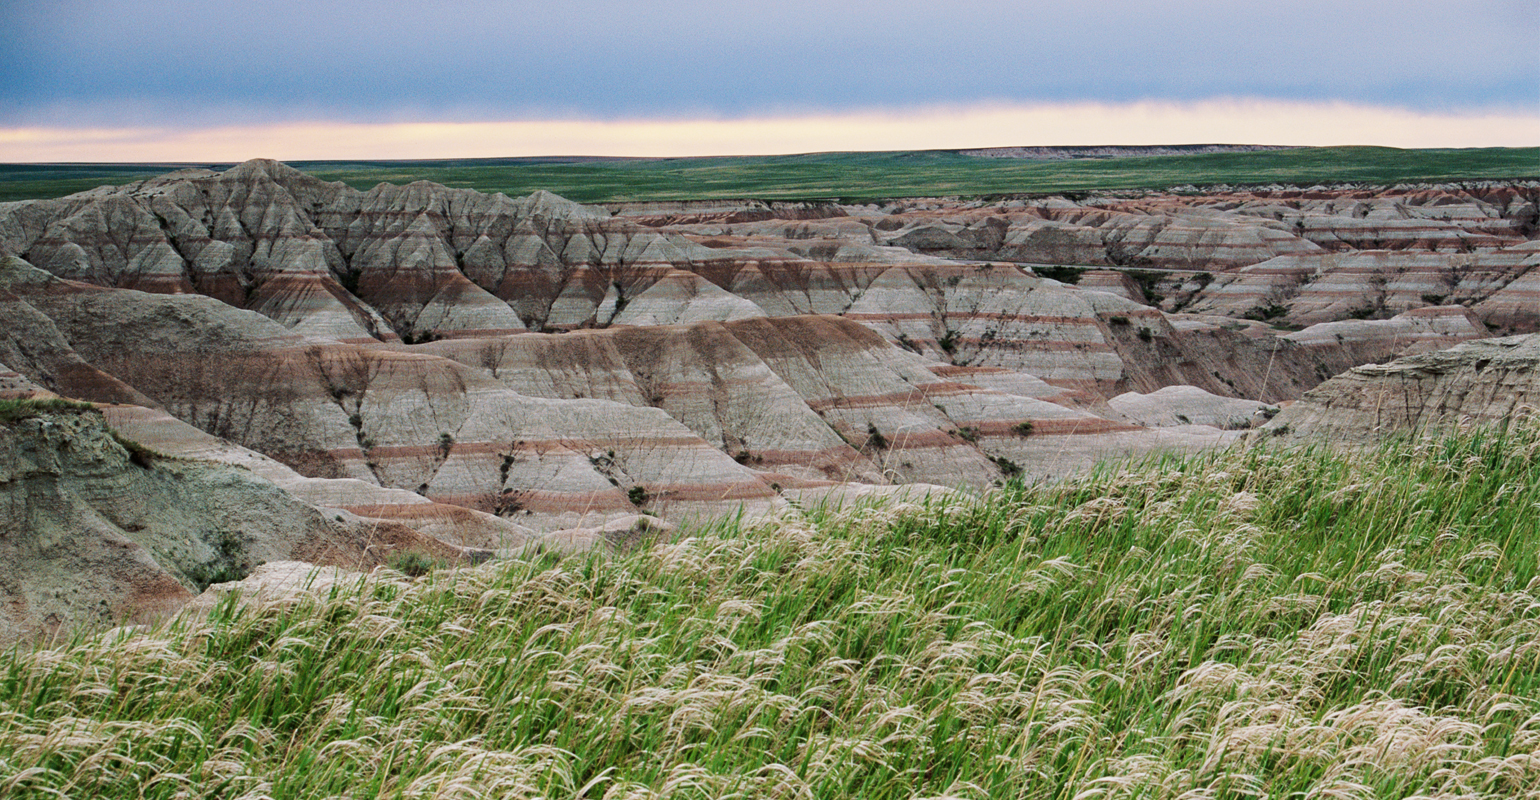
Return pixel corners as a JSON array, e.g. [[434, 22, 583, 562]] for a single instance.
[[1, 159, 1535, 641]]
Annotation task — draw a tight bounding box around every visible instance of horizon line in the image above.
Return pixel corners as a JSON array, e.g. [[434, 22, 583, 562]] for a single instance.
[[17, 143, 1540, 168], [3, 100, 1537, 163]]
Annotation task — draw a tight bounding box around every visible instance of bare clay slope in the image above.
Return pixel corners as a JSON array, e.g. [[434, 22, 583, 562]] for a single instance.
[[6, 161, 1535, 646]]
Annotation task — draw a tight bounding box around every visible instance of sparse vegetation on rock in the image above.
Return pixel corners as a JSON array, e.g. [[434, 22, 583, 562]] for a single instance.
[[0, 396, 97, 423]]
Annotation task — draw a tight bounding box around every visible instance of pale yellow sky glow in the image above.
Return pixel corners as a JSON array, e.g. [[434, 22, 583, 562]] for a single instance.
[[2, 100, 1536, 162]]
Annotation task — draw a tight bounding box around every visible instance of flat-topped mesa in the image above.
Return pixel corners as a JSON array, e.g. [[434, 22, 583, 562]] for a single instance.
[[957, 145, 1300, 159], [1259, 334, 1540, 442]]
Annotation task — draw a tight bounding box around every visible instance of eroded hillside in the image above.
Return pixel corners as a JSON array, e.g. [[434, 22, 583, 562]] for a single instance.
[[1, 161, 1537, 632], [2, 161, 1533, 505]]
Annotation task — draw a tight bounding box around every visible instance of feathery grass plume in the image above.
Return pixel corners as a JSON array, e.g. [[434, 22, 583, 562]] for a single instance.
[[1, 423, 1538, 798]]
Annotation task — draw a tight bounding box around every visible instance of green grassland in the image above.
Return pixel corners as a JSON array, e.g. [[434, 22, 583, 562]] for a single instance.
[[0, 162, 228, 204], [3, 424, 1537, 798], [2, 146, 1536, 204]]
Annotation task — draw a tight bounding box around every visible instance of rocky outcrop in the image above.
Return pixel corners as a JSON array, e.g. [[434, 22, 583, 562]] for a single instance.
[[0, 401, 464, 644], [96, 403, 541, 552], [1281, 307, 1491, 376], [1261, 335, 1540, 442], [412, 313, 1181, 487]]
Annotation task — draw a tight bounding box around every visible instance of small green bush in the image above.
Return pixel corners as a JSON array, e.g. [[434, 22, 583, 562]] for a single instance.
[[989, 454, 1022, 477], [387, 551, 445, 578], [627, 485, 650, 506], [937, 329, 958, 354], [1243, 303, 1290, 322], [1035, 265, 1085, 284]]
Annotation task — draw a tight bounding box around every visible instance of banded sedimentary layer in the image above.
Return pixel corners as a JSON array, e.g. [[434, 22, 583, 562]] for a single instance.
[[2, 159, 1534, 641]]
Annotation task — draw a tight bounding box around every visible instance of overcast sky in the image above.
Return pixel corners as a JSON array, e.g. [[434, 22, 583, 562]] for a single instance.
[[2, 0, 1536, 160]]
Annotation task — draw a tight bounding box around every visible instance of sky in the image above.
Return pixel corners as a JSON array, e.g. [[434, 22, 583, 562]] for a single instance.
[[1, 0, 1536, 161]]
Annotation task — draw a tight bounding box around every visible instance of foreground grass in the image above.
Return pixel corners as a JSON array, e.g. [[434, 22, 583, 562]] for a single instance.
[[3, 146, 1536, 203], [2, 425, 1538, 799]]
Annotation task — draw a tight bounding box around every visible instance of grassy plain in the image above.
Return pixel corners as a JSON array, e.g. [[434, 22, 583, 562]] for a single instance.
[[3, 424, 1537, 798], [0, 163, 226, 204], [2, 146, 1536, 204]]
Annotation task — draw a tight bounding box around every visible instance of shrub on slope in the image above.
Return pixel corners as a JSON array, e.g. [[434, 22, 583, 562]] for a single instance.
[[1, 425, 1537, 799]]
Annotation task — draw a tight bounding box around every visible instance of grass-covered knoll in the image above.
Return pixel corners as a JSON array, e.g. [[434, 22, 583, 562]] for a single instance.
[[3, 146, 1535, 204], [2, 426, 1538, 798]]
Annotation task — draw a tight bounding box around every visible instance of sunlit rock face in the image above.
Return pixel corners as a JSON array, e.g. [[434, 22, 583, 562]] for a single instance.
[[0, 163, 1533, 536]]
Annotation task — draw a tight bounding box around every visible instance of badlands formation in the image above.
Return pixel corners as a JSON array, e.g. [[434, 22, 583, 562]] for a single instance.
[[2, 158, 1536, 641]]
